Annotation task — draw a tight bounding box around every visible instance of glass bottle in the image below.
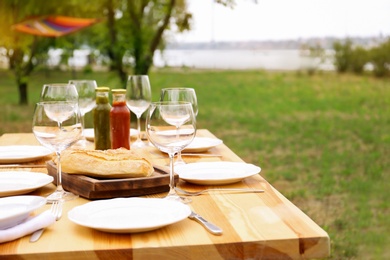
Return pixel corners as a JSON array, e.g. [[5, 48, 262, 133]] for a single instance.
[[110, 89, 131, 149], [93, 87, 111, 150]]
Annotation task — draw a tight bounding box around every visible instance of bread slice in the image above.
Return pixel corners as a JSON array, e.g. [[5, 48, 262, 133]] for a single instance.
[[59, 148, 154, 178]]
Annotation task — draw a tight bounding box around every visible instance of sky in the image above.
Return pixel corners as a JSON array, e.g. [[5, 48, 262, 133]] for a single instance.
[[174, 0, 390, 42]]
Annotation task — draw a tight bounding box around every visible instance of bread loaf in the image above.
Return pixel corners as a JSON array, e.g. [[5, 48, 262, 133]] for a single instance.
[[59, 148, 154, 178]]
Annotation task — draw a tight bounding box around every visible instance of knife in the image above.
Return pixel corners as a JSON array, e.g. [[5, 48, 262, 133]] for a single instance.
[[189, 211, 223, 235], [181, 153, 222, 157], [30, 229, 44, 243], [0, 164, 47, 168]]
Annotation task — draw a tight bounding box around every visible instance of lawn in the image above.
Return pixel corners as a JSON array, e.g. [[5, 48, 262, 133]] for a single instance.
[[1, 68, 389, 259]]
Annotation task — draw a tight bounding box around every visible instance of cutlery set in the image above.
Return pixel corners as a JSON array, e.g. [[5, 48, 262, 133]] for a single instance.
[[30, 200, 63, 243], [1, 143, 262, 238]]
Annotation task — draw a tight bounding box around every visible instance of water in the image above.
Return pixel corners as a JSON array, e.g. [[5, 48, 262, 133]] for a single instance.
[[39, 48, 334, 71], [154, 49, 334, 70]]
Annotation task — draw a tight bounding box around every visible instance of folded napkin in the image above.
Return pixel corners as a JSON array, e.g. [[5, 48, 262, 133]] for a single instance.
[[0, 210, 56, 243]]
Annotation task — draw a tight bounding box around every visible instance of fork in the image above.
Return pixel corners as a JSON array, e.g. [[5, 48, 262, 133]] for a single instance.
[[30, 200, 63, 243], [175, 187, 264, 196]]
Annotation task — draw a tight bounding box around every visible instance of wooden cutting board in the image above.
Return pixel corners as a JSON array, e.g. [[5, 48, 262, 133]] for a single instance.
[[46, 161, 177, 199]]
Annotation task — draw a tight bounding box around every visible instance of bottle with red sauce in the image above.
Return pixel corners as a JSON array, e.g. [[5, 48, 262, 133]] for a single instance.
[[110, 89, 130, 149]]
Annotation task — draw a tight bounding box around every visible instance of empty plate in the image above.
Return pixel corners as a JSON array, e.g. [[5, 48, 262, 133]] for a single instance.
[[0, 171, 54, 197], [0, 146, 52, 163], [183, 137, 223, 153], [175, 162, 261, 185], [68, 197, 191, 233]]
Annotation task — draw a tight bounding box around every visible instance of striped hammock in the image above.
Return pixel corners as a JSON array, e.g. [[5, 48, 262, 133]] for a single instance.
[[12, 15, 101, 37]]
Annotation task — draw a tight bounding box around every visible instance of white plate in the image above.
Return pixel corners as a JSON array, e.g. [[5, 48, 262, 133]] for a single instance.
[[183, 137, 223, 153], [68, 198, 191, 233], [0, 145, 52, 163], [0, 196, 46, 230], [0, 171, 54, 197], [175, 162, 261, 185], [83, 128, 139, 141]]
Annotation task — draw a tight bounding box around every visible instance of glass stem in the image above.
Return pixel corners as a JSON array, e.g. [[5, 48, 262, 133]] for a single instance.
[[78, 114, 87, 146], [56, 151, 64, 193], [175, 126, 185, 164], [167, 153, 176, 196], [137, 116, 142, 142], [81, 114, 85, 135], [177, 151, 184, 162], [81, 114, 85, 129]]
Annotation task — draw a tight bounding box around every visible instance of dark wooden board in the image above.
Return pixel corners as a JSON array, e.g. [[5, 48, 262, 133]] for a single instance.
[[46, 161, 177, 200]]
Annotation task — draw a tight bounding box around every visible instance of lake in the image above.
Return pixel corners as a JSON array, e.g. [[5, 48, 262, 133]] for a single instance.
[[0, 48, 334, 71], [153, 49, 335, 71]]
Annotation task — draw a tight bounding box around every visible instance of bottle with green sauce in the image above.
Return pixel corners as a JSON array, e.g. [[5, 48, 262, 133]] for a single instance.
[[93, 87, 111, 150]]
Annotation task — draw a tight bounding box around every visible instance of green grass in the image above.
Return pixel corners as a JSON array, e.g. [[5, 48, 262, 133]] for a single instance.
[[1, 68, 389, 259]]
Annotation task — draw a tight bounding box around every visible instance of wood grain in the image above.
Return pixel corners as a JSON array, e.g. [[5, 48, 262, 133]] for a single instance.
[[0, 130, 330, 259], [46, 161, 177, 199]]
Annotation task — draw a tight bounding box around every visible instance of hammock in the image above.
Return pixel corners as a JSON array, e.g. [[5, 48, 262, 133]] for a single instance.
[[12, 15, 101, 37]]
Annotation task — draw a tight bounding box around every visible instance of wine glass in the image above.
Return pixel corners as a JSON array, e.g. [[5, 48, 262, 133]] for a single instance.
[[40, 83, 79, 128], [146, 101, 196, 203], [160, 88, 198, 165], [32, 102, 82, 202], [41, 83, 78, 102], [126, 75, 152, 148], [68, 80, 97, 147]]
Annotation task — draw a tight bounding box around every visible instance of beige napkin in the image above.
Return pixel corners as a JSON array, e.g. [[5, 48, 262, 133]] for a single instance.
[[0, 210, 56, 243]]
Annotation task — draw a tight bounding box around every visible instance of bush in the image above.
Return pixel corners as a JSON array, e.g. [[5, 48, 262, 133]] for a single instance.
[[333, 37, 390, 77], [333, 39, 353, 73], [370, 40, 390, 77], [350, 46, 369, 74]]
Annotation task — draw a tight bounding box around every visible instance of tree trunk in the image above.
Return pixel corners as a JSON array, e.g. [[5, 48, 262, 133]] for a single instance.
[[18, 82, 28, 105]]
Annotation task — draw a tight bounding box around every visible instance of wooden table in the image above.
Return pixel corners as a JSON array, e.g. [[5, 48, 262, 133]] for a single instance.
[[0, 130, 330, 259]]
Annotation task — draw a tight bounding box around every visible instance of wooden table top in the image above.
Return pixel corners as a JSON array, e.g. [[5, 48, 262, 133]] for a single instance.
[[0, 130, 330, 259]]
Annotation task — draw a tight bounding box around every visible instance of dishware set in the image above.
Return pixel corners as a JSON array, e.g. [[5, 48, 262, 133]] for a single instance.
[[0, 196, 55, 243], [0, 76, 263, 242]]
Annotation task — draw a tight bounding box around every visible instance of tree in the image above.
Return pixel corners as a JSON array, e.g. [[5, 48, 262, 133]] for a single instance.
[[0, 0, 98, 104], [333, 39, 353, 73], [0, 0, 239, 103], [349, 46, 368, 75], [90, 0, 194, 86], [370, 38, 390, 77], [86, 0, 236, 87], [0, 0, 54, 104]]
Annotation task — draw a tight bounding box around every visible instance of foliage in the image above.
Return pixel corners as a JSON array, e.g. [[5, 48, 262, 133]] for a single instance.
[[1, 69, 389, 259], [332, 37, 390, 77], [300, 42, 328, 75], [333, 39, 354, 73], [0, 0, 102, 104], [96, 0, 193, 84], [370, 39, 390, 77], [0, 0, 238, 102], [0, 0, 55, 104], [349, 45, 369, 74]]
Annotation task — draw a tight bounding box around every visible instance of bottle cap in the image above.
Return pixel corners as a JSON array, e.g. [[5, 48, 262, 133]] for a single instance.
[[111, 89, 126, 94], [96, 87, 110, 92]]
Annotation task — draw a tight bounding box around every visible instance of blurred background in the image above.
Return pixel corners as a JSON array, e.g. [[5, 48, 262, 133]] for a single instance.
[[0, 1, 389, 259]]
